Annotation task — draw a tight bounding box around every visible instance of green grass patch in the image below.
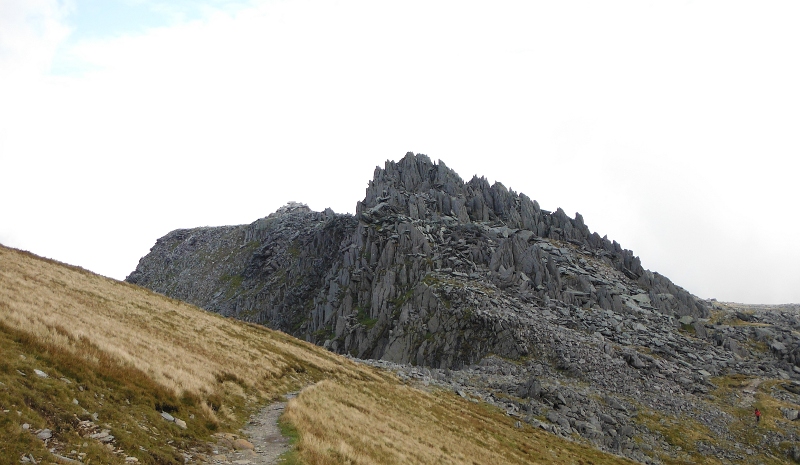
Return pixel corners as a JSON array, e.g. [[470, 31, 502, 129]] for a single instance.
[[634, 407, 716, 464], [391, 288, 415, 310], [277, 415, 302, 464], [313, 325, 334, 341], [680, 323, 696, 334], [356, 307, 378, 329], [288, 244, 301, 258], [221, 274, 244, 298]]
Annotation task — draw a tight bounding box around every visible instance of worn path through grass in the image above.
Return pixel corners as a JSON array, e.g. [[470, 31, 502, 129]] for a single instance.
[[207, 392, 298, 464]]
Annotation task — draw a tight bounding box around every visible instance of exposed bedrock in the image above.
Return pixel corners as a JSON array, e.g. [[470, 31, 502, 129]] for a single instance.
[[127, 153, 708, 368]]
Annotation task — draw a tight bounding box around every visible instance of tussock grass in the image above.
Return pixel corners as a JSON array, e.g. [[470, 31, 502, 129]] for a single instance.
[[0, 321, 198, 463], [1, 245, 637, 464]]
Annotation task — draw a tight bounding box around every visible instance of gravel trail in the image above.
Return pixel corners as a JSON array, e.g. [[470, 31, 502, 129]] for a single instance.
[[208, 393, 297, 464]]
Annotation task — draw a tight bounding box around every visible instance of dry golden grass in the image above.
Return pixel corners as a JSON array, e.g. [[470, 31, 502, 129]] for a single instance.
[[0, 245, 378, 400], [283, 380, 639, 465], [0, 245, 638, 464]]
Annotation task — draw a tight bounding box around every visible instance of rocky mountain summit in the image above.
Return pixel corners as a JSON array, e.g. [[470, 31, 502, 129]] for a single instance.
[[128, 153, 800, 464], [127, 153, 706, 366]]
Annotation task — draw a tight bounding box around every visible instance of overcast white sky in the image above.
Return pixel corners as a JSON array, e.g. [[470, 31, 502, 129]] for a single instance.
[[1, 0, 798, 304]]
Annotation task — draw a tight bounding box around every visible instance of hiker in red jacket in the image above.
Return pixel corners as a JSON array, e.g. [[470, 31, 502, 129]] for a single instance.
[[755, 408, 762, 424]]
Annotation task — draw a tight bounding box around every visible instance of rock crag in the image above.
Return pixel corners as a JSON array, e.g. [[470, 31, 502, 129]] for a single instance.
[[128, 153, 706, 368], [127, 153, 800, 463]]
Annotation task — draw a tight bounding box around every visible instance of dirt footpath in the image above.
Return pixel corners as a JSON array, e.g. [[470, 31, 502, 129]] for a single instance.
[[208, 393, 297, 464]]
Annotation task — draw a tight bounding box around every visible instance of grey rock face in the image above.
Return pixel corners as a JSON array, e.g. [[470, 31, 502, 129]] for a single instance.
[[127, 153, 708, 368]]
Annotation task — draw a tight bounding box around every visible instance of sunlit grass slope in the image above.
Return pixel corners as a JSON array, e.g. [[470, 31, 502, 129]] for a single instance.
[[1, 245, 636, 464], [0, 245, 380, 463]]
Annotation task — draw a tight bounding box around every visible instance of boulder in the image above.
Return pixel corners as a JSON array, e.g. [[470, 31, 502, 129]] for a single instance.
[[726, 338, 748, 358], [516, 377, 542, 398], [622, 352, 647, 369], [232, 438, 255, 450], [690, 321, 706, 338], [782, 407, 800, 421], [771, 341, 788, 353], [784, 382, 800, 395]]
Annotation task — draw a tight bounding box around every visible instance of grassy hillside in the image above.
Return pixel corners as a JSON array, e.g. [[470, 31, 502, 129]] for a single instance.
[[0, 244, 636, 464]]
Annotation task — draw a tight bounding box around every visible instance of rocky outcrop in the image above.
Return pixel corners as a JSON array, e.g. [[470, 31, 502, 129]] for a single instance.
[[127, 202, 352, 331], [127, 154, 800, 464], [128, 154, 708, 370]]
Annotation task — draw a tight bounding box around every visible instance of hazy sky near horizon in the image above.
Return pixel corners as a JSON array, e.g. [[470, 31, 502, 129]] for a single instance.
[[1, 0, 798, 305]]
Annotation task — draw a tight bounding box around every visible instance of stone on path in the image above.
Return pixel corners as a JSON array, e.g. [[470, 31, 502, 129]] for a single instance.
[[52, 453, 82, 464], [233, 438, 255, 450]]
